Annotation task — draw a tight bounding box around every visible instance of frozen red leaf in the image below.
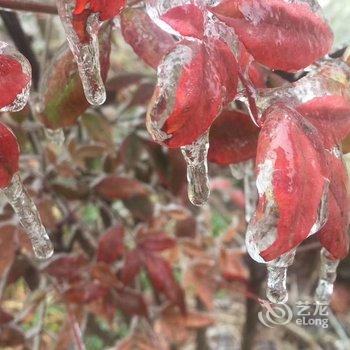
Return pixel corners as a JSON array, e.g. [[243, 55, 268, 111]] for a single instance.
[[74, 0, 125, 21], [121, 8, 176, 69], [210, 0, 333, 71], [0, 123, 20, 188], [161, 4, 204, 39], [97, 225, 124, 263], [147, 39, 238, 147], [39, 26, 111, 129], [94, 176, 148, 200], [296, 95, 350, 149], [255, 104, 329, 261], [318, 152, 350, 259], [208, 110, 259, 165], [0, 54, 30, 110], [144, 253, 186, 313]]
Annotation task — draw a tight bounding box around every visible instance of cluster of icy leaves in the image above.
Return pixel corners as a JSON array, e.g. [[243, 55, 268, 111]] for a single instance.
[[50, 0, 350, 305], [0, 43, 53, 259]]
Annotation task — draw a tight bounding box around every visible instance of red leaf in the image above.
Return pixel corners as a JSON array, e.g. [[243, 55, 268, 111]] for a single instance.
[[112, 288, 148, 317], [161, 4, 204, 39], [220, 249, 248, 283], [0, 123, 19, 188], [144, 253, 186, 313], [208, 110, 259, 165], [94, 176, 148, 200], [296, 95, 350, 149], [254, 104, 329, 261], [121, 8, 176, 68], [0, 309, 13, 325], [43, 254, 88, 282], [139, 232, 176, 252], [63, 281, 108, 304], [147, 39, 238, 147], [210, 0, 333, 71], [318, 152, 350, 259], [74, 0, 125, 21], [0, 54, 30, 110], [121, 250, 142, 285], [97, 225, 124, 263]]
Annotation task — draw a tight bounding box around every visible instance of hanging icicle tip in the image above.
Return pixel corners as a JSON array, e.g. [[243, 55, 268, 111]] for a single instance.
[[0, 123, 54, 260]]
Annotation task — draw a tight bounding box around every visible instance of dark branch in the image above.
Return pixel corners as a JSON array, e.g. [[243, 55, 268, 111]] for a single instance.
[[0, 0, 57, 14]]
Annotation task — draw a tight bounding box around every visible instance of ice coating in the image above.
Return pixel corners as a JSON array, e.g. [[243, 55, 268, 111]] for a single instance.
[[0, 42, 31, 112], [266, 249, 296, 304], [181, 132, 210, 206], [242, 159, 258, 222], [146, 0, 196, 37], [56, 0, 106, 105], [3, 173, 54, 259], [146, 44, 194, 143], [315, 248, 339, 304], [255, 60, 350, 120]]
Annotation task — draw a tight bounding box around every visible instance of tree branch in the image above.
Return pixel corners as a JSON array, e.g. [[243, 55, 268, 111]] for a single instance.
[[0, 0, 57, 14]]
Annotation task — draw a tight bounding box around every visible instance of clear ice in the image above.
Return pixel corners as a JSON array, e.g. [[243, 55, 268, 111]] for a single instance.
[[3, 173, 54, 259], [315, 248, 339, 304], [255, 60, 350, 120], [0, 41, 31, 112], [181, 132, 210, 206], [56, 0, 106, 105], [266, 249, 296, 304], [243, 160, 258, 222]]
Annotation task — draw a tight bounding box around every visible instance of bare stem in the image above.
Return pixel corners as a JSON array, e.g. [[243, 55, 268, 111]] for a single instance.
[[0, 0, 57, 14]]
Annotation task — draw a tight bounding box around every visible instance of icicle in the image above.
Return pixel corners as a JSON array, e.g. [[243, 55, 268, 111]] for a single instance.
[[243, 160, 258, 222], [3, 173, 53, 259], [45, 128, 65, 148], [266, 249, 296, 304], [56, 0, 106, 105], [0, 42, 31, 112], [315, 248, 339, 304], [231, 160, 258, 221], [181, 132, 210, 206]]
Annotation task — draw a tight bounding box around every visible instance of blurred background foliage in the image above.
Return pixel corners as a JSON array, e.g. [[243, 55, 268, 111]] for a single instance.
[[0, 1, 349, 350]]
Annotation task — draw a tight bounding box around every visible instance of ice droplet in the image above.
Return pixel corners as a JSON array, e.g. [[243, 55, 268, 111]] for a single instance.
[[3, 173, 53, 259], [0, 42, 31, 112], [56, 0, 106, 105], [45, 128, 65, 148], [181, 132, 210, 206], [266, 249, 296, 304], [315, 248, 339, 304]]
